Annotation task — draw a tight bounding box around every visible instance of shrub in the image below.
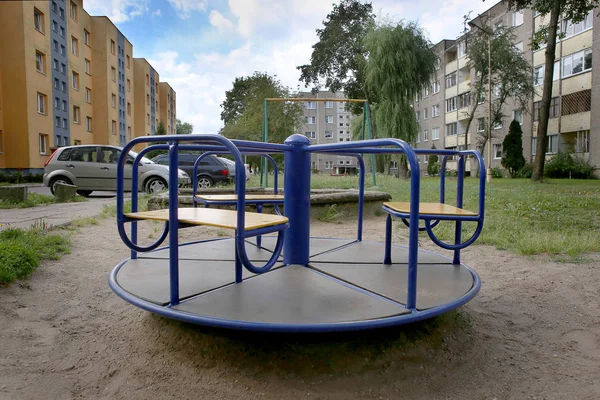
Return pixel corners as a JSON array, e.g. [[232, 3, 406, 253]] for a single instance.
[[491, 167, 504, 178], [427, 145, 440, 176], [501, 120, 526, 178], [544, 152, 595, 179], [516, 163, 533, 178]]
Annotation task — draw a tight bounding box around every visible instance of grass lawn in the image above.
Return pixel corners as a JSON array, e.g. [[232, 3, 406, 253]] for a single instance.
[[0, 193, 87, 209], [246, 173, 600, 257]]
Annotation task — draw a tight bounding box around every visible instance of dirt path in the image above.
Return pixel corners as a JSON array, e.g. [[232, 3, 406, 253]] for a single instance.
[[1, 216, 599, 399]]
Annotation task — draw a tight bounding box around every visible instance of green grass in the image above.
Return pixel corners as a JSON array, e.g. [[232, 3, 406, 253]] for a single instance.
[[247, 174, 600, 257], [0, 193, 86, 209], [100, 193, 151, 218], [0, 227, 71, 283]]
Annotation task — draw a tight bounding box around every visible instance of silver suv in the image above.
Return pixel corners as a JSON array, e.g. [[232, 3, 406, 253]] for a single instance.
[[43, 145, 190, 196]]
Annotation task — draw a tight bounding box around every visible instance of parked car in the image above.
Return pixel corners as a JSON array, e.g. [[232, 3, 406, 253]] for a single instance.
[[43, 145, 190, 196], [216, 157, 250, 181], [150, 154, 231, 188]]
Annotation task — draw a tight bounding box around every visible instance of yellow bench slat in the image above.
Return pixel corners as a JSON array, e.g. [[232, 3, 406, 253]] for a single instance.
[[125, 207, 288, 231], [195, 194, 284, 201], [383, 202, 477, 216]]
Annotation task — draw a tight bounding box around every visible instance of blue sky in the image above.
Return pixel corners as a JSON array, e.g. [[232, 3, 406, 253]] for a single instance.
[[84, 0, 493, 134]]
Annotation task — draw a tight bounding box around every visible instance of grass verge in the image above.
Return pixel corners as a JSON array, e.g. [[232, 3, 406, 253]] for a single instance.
[[0, 193, 86, 209]]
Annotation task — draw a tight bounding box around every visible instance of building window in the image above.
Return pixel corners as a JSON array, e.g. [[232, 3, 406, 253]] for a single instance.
[[304, 101, 316, 109], [71, 71, 79, 90], [424, 86, 429, 98], [432, 104, 440, 117], [432, 81, 440, 94], [324, 161, 333, 170], [305, 131, 316, 139], [146, 74, 149, 85], [71, 36, 78, 56], [84, 58, 91, 74], [513, 109, 523, 124], [127, 126, 131, 138], [127, 102, 131, 116], [60, 26, 65, 37], [146, 94, 150, 105], [147, 114, 150, 125], [53, 58, 59, 71], [445, 96, 457, 113], [423, 129, 429, 142], [111, 93, 116, 108], [127, 79, 131, 92], [84, 30, 90, 45], [493, 120, 503, 130], [37, 92, 47, 114], [533, 97, 560, 120], [112, 120, 117, 135], [445, 122, 457, 136], [325, 101, 333, 108], [70, 1, 78, 21], [84, 88, 91, 104], [35, 51, 46, 74], [325, 115, 333, 123], [53, 40, 59, 51], [514, 41, 523, 53], [415, 111, 420, 122], [416, 131, 420, 143], [432, 127, 440, 140], [110, 40, 116, 55], [458, 92, 470, 109], [458, 41, 467, 58], [561, 11, 593, 39], [59, 7, 65, 19], [477, 117, 485, 132], [305, 116, 316, 124], [512, 10, 523, 27], [423, 107, 428, 120], [39, 134, 48, 154], [85, 116, 92, 132], [55, 116, 61, 127], [54, 97, 59, 109], [562, 49, 592, 78], [60, 44, 66, 56], [72, 106, 80, 123], [325, 130, 333, 139], [546, 134, 558, 154], [493, 144, 503, 159], [60, 63, 66, 74], [61, 81, 67, 93], [445, 72, 457, 88], [62, 118, 68, 129], [534, 66, 544, 86], [126, 55, 130, 68], [34, 9, 44, 33], [111, 67, 116, 81]]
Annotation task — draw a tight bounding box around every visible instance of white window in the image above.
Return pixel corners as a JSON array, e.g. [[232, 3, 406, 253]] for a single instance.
[[84, 30, 90, 45], [493, 144, 502, 159], [446, 97, 457, 113], [62, 100, 67, 111], [111, 93, 116, 108], [305, 116, 316, 124], [338, 102, 346, 111], [34, 9, 44, 32], [52, 20, 58, 32], [512, 10, 523, 27], [325, 101, 333, 108], [562, 49, 592, 78], [71, 36, 78, 56], [72, 71, 79, 90], [73, 106, 80, 123], [514, 42, 523, 53], [424, 86, 429, 98], [432, 81, 440, 94], [493, 120, 503, 130], [513, 109, 523, 124], [445, 122, 457, 136], [35, 51, 45, 73], [458, 41, 467, 58], [553, 60, 560, 81], [415, 111, 420, 122], [85, 87, 91, 103], [62, 118, 68, 129], [55, 116, 60, 127], [53, 58, 59, 70], [325, 161, 333, 170], [432, 127, 440, 140], [54, 97, 59, 109], [423, 107, 428, 120], [325, 130, 332, 139], [416, 131, 420, 143], [112, 120, 117, 135], [60, 26, 65, 37], [325, 115, 333, 123], [423, 129, 429, 142], [304, 101, 316, 109], [39, 134, 48, 154], [432, 104, 440, 117], [70, 1, 78, 21], [84, 58, 91, 74], [60, 44, 66, 56], [305, 131, 316, 139], [562, 11, 593, 39], [531, 137, 537, 155], [86, 116, 92, 132], [37, 92, 46, 114], [534, 66, 544, 86], [445, 72, 457, 88], [547, 134, 558, 154], [60, 63, 66, 74], [477, 117, 485, 132]]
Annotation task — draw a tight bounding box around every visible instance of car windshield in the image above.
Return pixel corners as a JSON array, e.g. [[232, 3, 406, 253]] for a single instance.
[[128, 150, 154, 164], [218, 157, 234, 166]]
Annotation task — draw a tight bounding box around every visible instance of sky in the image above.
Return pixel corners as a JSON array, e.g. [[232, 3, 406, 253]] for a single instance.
[[83, 0, 494, 134]]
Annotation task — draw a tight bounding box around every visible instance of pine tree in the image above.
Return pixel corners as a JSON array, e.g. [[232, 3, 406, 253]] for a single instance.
[[501, 120, 526, 178], [427, 144, 440, 176]]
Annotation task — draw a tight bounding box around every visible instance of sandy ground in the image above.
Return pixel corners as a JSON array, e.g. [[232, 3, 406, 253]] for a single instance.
[[1, 214, 599, 400]]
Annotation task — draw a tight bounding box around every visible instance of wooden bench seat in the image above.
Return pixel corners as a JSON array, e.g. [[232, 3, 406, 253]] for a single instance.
[[383, 202, 477, 216], [125, 207, 288, 231], [195, 194, 284, 202]]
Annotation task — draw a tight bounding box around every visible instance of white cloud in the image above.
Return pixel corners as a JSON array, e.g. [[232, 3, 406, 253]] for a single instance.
[[167, 0, 209, 19], [208, 10, 234, 32], [151, 9, 162, 17], [84, 0, 149, 23]]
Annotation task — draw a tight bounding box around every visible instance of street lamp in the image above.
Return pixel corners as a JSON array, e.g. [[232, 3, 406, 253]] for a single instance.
[[468, 20, 493, 183]]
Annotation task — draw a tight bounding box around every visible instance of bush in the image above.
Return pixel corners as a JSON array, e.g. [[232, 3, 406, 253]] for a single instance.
[[491, 167, 504, 178], [427, 145, 440, 176], [544, 152, 595, 179], [516, 163, 533, 178], [501, 120, 526, 178]]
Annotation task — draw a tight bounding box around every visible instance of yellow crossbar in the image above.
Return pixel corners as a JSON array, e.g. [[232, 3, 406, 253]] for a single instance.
[[383, 202, 477, 216]]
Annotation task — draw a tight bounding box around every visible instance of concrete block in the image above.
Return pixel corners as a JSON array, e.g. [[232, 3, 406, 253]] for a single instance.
[[54, 183, 77, 202], [0, 186, 28, 202]]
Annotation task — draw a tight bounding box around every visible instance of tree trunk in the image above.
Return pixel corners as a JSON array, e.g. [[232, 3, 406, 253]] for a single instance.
[[532, 2, 561, 182]]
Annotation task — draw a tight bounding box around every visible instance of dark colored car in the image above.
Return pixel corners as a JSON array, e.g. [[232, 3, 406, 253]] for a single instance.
[[151, 153, 230, 188]]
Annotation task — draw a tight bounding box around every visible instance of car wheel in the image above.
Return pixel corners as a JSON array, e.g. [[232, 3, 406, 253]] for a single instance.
[[76, 190, 93, 197], [145, 177, 168, 194], [196, 176, 213, 189], [50, 176, 73, 195]]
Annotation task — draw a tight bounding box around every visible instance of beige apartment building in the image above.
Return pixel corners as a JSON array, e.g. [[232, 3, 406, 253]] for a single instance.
[[159, 82, 176, 134], [0, 0, 176, 174], [413, 1, 598, 176]]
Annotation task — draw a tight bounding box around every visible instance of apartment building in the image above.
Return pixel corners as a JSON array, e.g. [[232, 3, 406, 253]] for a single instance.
[[298, 91, 356, 174], [413, 1, 598, 176], [0, 0, 175, 174], [159, 82, 176, 134]]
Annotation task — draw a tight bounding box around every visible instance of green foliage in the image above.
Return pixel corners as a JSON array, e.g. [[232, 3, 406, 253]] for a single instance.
[[501, 120, 526, 178], [0, 228, 70, 283], [0, 173, 44, 184], [316, 204, 346, 223], [297, 0, 375, 114], [544, 153, 595, 179], [0, 193, 86, 209], [176, 118, 194, 135], [491, 167, 504, 178], [156, 121, 166, 135], [427, 145, 440, 177], [220, 72, 303, 154], [517, 163, 533, 178]]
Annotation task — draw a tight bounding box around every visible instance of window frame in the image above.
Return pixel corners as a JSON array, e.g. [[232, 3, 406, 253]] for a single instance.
[[34, 8, 45, 33]]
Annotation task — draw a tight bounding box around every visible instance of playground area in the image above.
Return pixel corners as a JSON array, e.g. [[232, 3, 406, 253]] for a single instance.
[[1, 215, 599, 399]]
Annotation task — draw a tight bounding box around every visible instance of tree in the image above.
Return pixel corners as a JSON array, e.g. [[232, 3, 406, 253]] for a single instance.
[[176, 118, 193, 135], [504, 0, 598, 182], [219, 72, 304, 144], [156, 121, 166, 136], [462, 19, 534, 163], [501, 120, 526, 178], [297, 0, 375, 114], [428, 144, 440, 177]]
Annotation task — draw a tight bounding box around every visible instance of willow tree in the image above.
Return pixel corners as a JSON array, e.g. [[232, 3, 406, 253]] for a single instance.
[[362, 21, 437, 176]]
